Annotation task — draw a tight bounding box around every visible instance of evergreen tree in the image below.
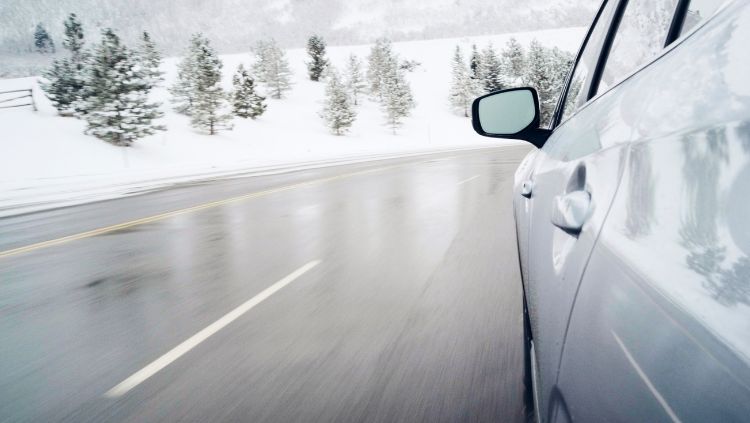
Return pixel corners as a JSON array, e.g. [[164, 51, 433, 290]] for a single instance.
[[137, 31, 163, 86], [367, 37, 394, 98], [449, 46, 478, 118], [548, 47, 575, 90], [547, 46, 575, 122], [306, 34, 329, 82], [380, 62, 414, 134], [64, 13, 90, 115], [480, 43, 503, 93], [40, 58, 77, 112], [62, 13, 85, 56], [76, 29, 164, 146], [320, 67, 356, 135], [40, 13, 87, 114], [524, 39, 555, 126], [345, 53, 366, 106], [34, 24, 55, 54], [555, 47, 580, 113], [189, 35, 233, 134], [252, 39, 293, 99], [521, 41, 575, 126], [169, 34, 202, 114], [469, 44, 481, 80], [501, 37, 526, 84], [231, 64, 266, 119]]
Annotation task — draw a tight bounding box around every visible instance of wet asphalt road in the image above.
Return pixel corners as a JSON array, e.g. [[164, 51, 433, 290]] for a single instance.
[[0, 144, 532, 423]]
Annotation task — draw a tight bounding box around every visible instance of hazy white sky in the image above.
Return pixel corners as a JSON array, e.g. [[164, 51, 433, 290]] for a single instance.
[[0, 0, 597, 53]]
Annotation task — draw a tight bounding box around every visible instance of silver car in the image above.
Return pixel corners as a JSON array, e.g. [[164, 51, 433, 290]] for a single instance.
[[472, 0, 750, 421]]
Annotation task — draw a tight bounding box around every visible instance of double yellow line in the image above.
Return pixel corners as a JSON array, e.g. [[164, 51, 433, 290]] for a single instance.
[[0, 165, 398, 259]]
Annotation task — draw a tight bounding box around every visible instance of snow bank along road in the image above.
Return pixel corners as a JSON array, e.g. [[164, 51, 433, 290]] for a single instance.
[[0, 144, 532, 422]]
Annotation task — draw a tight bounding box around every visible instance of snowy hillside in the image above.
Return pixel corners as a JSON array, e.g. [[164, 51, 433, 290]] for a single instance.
[[0, 28, 584, 215]]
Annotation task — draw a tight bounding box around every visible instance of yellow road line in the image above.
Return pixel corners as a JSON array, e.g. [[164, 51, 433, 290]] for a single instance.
[[0, 164, 399, 259]]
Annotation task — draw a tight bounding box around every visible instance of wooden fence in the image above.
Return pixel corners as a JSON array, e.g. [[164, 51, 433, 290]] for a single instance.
[[0, 88, 37, 111]]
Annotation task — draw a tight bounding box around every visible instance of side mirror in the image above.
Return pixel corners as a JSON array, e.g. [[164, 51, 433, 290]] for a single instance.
[[471, 87, 551, 148]]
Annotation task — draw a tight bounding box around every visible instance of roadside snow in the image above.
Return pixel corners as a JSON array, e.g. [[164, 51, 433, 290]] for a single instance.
[[0, 28, 584, 216]]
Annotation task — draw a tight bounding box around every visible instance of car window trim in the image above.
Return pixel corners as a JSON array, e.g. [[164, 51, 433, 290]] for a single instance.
[[666, 0, 733, 46], [552, 0, 731, 131], [586, 0, 629, 107], [552, 0, 627, 129], [553, 0, 731, 132], [551, 0, 614, 129], [665, 0, 691, 46]]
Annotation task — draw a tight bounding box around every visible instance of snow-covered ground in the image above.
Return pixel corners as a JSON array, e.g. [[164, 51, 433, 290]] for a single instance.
[[0, 27, 584, 216]]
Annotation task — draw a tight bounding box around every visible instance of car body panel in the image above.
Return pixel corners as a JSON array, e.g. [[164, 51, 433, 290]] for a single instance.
[[555, 2, 750, 421], [518, 99, 630, 421]]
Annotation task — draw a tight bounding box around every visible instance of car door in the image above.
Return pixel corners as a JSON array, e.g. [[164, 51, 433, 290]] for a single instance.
[[556, 1, 750, 421], [518, 1, 629, 421], [512, 1, 612, 287]]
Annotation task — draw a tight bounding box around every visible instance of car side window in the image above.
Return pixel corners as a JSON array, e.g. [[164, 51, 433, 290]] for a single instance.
[[559, 0, 619, 123], [597, 0, 680, 94], [673, 0, 726, 39]]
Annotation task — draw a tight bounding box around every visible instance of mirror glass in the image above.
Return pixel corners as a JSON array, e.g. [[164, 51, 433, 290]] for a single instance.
[[477, 89, 536, 135]]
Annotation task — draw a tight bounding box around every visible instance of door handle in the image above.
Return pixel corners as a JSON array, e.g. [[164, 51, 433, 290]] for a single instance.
[[551, 190, 591, 233], [521, 180, 533, 198]]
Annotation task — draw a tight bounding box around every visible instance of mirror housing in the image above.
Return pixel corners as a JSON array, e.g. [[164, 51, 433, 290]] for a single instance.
[[471, 87, 552, 149]]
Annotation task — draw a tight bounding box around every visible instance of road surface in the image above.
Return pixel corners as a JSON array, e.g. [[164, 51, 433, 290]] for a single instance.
[[0, 144, 532, 423]]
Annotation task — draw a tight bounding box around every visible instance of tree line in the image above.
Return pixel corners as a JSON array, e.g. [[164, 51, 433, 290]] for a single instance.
[[39, 15, 572, 147], [319, 37, 417, 136], [450, 37, 574, 125], [39, 16, 418, 145]]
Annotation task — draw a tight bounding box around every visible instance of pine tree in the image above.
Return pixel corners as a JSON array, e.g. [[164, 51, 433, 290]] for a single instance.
[[524, 39, 555, 126], [480, 43, 503, 93], [381, 61, 414, 134], [137, 31, 163, 86], [306, 35, 329, 82], [64, 13, 90, 115], [320, 67, 356, 135], [469, 44, 481, 81], [521, 40, 575, 126], [501, 37, 525, 84], [189, 35, 233, 134], [345, 53, 366, 106], [76, 29, 164, 146], [34, 24, 55, 54], [40, 58, 77, 112], [231, 64, 266, 119], [556, 47, 581, 113], [548, 47, 575, 91], [169, 34, 202, 114], [449, 46, 478, 118], [40, 13, 87, 114], [367, 37, 394, 99], [547, 46, 575, 122], [62, 13, 85, 57], [252, 39, 293, 99]]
